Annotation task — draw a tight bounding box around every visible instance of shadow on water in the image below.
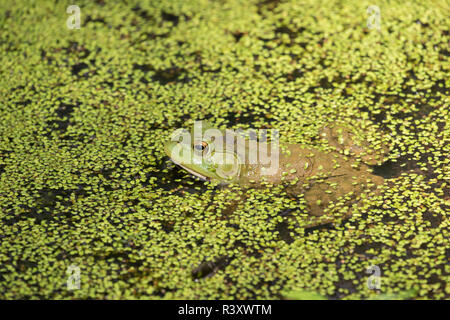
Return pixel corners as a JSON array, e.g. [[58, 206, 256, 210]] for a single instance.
[[145, 157, 210, 195], [371, 156, 419, 179], [2, 186, 88, 227], [191, 256, 233, 280]]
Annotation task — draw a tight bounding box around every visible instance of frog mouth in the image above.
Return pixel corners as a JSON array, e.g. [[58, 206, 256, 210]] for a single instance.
[[170, 159, 208, 181]]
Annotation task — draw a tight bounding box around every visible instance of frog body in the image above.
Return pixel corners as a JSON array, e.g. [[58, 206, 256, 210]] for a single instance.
[[165, 121, 389, 227]]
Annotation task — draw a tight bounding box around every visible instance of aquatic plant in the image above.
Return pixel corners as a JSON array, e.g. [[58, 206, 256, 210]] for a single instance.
[[0, 0, 448, 299]]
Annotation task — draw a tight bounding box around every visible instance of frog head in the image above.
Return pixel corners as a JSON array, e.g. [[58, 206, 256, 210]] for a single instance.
[[164, 121, 242, 183]]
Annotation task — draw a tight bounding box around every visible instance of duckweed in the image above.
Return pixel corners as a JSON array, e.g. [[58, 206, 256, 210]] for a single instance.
[[0, 0, 448, 299]]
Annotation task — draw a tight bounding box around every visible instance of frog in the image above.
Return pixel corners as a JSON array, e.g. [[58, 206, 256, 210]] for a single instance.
[[164, 121, 390, 228]]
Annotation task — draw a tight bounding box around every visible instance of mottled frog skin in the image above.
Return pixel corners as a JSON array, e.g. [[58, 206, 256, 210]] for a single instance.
[[165, 121, 389, 227]]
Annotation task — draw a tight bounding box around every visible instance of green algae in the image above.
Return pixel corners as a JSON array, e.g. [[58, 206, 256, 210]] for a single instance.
[[0, 0, 449, 299]]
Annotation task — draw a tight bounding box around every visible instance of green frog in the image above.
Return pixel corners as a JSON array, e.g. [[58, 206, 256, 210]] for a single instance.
[[165, 121, 390, 227]]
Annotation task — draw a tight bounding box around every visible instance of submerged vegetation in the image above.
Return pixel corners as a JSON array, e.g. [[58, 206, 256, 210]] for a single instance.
[[0, 0, 448, 299]]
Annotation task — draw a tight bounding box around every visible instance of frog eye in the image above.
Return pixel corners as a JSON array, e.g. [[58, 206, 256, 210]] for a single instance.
[[193, 141, 209, 155]]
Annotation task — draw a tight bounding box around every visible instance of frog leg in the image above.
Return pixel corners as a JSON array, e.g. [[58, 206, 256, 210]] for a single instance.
[[289, 175, 355, 227], [295, 174, 383, 228], [319, 124, 389, 166]]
